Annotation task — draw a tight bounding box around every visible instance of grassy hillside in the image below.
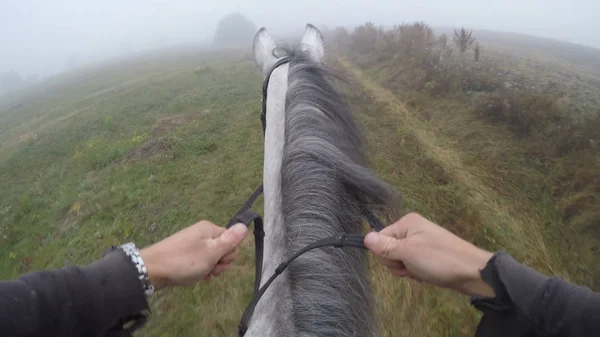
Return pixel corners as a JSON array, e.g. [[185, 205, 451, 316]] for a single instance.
[[471, 30, 600, 117], [472, 29, 600, 75], [0, 49, 265, 336], [1, 25, 598, 337], [328, 22, 599, 335]]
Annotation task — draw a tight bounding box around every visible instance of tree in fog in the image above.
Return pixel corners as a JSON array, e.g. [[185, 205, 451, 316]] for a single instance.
[[438, 34, 453, 62], [474, 43, 481, 61], [0, 70, 22, 94], [439, 34, 448, 48], [352, 22, 379, 54], [453, 27, 475, 53], [330, 27, 350, 49], [213, 12, 257, 47]]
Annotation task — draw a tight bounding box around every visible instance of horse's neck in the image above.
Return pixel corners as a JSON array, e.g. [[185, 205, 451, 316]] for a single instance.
[[245, 64, 296, 337]]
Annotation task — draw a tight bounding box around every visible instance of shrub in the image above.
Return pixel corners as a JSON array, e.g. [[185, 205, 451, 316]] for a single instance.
[[453, 27, 475, 53], [351, 22, 380, 56], [321, 27, 350, 50], [340, 22, 490, 95], [476, 90, 563, 136]]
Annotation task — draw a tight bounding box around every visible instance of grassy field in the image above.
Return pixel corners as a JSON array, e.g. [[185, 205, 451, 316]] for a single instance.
[[330, 22, 599, 336], [1, 30, 598, 337], [337, 58, 587, 336], [0, 49, 266, 336]]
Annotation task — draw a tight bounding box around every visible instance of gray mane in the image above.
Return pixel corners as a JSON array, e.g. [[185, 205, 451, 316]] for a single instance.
[[280, 46, 398, 337]]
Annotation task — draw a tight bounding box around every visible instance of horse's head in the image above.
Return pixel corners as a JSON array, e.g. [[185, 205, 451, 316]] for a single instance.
[[253, 24, 325, 76], [243, 24, 398, 337]]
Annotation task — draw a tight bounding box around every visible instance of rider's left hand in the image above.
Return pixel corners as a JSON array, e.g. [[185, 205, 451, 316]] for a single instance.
[[140, 220, 249, 290]]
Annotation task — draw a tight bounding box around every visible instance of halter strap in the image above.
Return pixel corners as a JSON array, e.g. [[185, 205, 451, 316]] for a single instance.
[[260, 57, 290, 134]]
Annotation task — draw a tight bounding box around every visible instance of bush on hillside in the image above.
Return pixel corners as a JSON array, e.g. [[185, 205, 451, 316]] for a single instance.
[[340, 22, 497, 94], [213, 12, 257, 47], [327, 27, 350, 51], [453, 27, 475, 53], [475, 90, 599, 155], [476, 91, 563, 136], [351, 22, 379, 56]]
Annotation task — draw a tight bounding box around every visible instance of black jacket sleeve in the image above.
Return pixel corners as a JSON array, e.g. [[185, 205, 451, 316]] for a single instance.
[[471, 252, 600, 337], [0, 250, 149, 337]]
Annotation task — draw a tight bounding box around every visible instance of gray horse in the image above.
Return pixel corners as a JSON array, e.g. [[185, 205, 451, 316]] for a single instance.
[[247, 24, 398, 337]]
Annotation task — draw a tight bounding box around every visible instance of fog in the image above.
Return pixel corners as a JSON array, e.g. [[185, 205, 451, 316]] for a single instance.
[[1, 0, 598, 80]]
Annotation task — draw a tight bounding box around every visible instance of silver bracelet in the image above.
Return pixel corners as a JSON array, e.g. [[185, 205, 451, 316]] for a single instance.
[[119, 242, 155, 297]]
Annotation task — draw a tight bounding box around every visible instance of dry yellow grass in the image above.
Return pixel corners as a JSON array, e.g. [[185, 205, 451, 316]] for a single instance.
[[333, 57, 588, 336], [340, 58, 561, 275]]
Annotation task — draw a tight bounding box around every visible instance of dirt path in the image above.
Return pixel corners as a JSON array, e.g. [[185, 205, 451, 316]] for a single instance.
[[338, 58, 565, 276]]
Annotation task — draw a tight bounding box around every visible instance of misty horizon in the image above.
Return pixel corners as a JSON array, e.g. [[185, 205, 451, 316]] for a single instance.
[[1, 0, 598, 80]]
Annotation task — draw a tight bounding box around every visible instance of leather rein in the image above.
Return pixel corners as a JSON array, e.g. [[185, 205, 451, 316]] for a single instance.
[[227, 57, 385, 337]]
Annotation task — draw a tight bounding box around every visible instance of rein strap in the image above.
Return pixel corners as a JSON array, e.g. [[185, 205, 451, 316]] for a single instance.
[[228, 184, 384, 337], [226, 184, 265, 295]]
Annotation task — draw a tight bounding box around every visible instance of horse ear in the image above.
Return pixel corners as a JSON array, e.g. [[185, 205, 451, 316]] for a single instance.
[[253, 28, 278, 75], [300, 23, 325, 63]]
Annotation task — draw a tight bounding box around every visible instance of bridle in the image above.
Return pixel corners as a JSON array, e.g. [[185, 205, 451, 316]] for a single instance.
[[259, 56, 291, 134], [227, 57, 385, 337]]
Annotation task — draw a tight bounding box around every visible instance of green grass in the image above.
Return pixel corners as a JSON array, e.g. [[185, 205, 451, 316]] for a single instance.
[[0, 43, 597, 337], [0, 50, 264, 336]]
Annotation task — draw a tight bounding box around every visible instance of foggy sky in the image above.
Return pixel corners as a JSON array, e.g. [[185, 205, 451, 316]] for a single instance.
[[1, 0, 598, 78]]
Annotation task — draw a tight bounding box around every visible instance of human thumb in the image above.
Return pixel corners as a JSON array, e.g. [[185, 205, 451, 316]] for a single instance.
[[213, 223, 248, 256], [364, 232, 406, 261]]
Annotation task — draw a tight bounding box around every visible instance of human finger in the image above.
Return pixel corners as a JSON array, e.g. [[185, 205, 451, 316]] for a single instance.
[[211, 264, 229, 277], [377, 256, 405, 270], [391, 268, 410, 278], [378, 213, 420, 239], [209, 223, 248, 259], [364, 232, 407, 260], [218, 249, 239, 265]]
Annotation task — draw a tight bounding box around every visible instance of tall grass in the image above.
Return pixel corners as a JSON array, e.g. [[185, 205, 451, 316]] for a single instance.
[[329, 22, 600, 288]]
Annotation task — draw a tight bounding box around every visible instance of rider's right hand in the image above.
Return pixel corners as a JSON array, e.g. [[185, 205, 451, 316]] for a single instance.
[[364, 213, 495, 298]]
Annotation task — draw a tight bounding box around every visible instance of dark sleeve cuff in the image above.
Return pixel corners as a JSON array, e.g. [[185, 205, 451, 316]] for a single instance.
[[470, 251, 550, 337], [11, 250, 149, 336], [81, 250, 149, 331]]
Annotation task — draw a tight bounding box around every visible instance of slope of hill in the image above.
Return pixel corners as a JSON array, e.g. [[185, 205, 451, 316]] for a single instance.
[[0, 49, 266, 336], [434, 27, 600, 74], [474, 29, 600, 73]]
